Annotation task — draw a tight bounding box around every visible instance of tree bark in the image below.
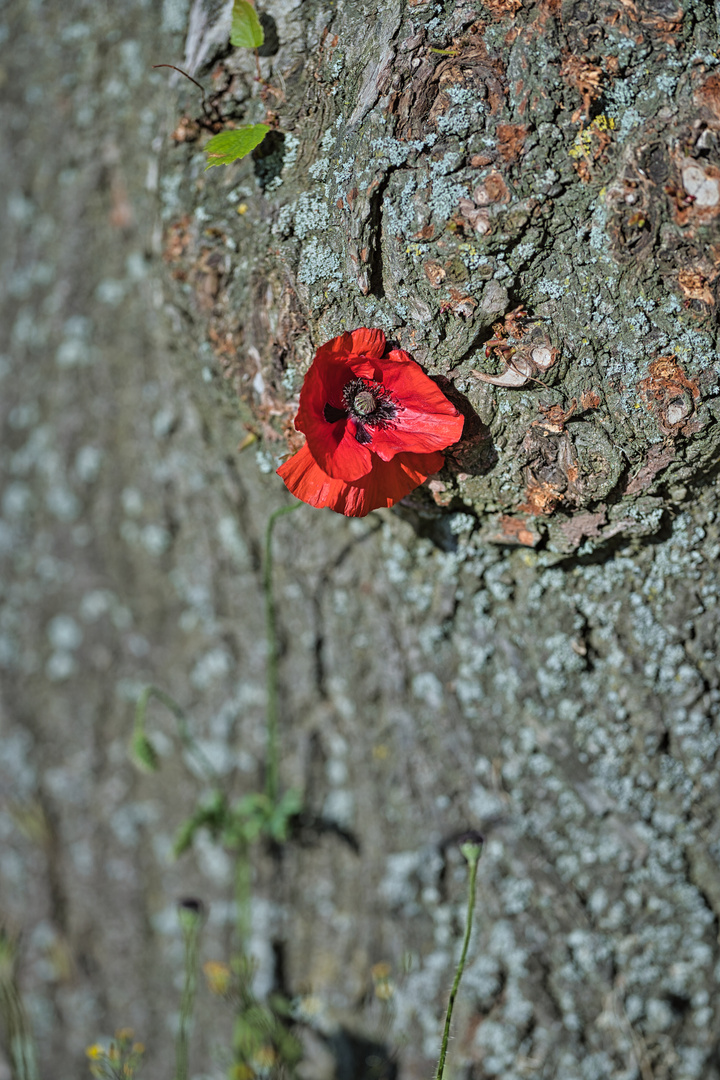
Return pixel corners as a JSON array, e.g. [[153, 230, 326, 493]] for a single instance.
[[2, 0, 720, 1079]]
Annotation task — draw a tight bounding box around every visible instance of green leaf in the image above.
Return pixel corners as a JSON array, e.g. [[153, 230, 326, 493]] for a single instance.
[[204, 124, 271, 170], [129, 730, 160, 773], [173, 791, 228, 856], [231, 0, 264, 48]]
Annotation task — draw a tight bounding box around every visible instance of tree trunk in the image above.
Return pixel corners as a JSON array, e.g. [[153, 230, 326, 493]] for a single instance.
[[2, 0, 720, 1078]]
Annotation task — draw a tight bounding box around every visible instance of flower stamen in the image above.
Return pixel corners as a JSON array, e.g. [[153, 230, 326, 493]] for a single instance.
[[341, 378, 397, 442]]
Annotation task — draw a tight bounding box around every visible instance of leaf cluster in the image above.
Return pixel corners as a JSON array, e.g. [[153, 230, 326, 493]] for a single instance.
[[233, 995, 302, 1073], [174, 788, 302, 857]]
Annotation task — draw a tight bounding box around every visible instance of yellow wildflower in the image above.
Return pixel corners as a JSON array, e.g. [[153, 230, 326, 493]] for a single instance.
[[204, 960, 232, 995], [230, 1065, 255, 1080]]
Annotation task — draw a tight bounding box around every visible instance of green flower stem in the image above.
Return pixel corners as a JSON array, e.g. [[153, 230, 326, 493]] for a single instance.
[[175, 905, 204, 1080], [435, 840, 484, 1080], [263, 502, 301, 806], [235, 838, 252, 952]]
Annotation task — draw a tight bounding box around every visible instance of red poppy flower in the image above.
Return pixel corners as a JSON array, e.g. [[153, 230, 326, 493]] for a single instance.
[[277, 328, 464, 516]]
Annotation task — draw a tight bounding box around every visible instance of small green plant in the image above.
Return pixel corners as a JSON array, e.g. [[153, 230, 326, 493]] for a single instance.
[[203, 0, 271, 170], [203, 956, 302, 1078], [231, 0, 264, 48], [156, 1, 273, 170], [203, 125, 272, 170], [128, 502, 303, 1075]]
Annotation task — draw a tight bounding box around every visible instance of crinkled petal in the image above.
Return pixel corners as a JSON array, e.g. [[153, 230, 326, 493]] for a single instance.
[[312, 332, 355, 365], [299, 402, 373, 480], [384, 347, 415, 365], [277, 443, 445, 517], [296, 337, 372, 480], [364, 357, 464, 460], [348, 327, 386, 358], [345, 357, 377, 381]]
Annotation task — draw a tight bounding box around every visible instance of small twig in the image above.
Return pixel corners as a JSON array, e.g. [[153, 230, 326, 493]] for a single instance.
[[153, 64, 223, 124]]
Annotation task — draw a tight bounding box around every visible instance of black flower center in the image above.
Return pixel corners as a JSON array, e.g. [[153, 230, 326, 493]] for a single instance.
[[323, 378, 398, 445]]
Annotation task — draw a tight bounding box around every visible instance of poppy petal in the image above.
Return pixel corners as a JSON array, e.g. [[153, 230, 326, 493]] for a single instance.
[[384, 347, 415, 365], [299, 402, 373, 480], [312, 332, 354, 365], [365, 357, 464, 459], [277, 443, 348, 509], [348, 327, 386, 358], [338, 450, 446, 516], [277, 443, 445, 517], [295, 338, 372, 480], [369, 403, 464, 460]]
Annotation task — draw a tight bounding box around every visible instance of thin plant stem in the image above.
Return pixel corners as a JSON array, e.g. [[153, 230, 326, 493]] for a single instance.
[[235, 838, 252, 953], [175, 905, 203, 1080], [263, 502, 301, 805], [152, 64, 222, 124], [133, 685, 218, 782], [435, 840, 484, 1080]]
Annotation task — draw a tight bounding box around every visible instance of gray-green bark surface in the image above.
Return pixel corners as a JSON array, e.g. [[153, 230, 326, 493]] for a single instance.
[[1, 1, 720, 1079]]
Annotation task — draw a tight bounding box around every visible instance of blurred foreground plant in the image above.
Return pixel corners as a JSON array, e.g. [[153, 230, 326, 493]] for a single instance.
[[85, 1028, 144, 1080], [0, 929, 40, 1080], [128, 502, 303, 1076]]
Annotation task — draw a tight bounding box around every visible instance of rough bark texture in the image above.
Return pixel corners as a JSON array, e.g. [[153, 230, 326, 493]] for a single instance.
[[2, 1, 720, 1080]]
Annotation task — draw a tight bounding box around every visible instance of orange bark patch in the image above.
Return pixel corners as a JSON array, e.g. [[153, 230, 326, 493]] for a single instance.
[[496, 124, 527, 163], [638, 356, 700, 436], [624, 445, 676, 496], [694, 72, 720, 124], [171, 116, 202, 143], [533, 400, 577, 434], [424, 261, 447, 287], [518, 478, 564, 516], [581, 389, 601, 410], [560, 54, 603, 123], [677, 268, 716, 306], [163, 215, 194, 279], [473, 170, 511, 205], [480, 0, 522, 16], [496, 515, 541, 546]]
